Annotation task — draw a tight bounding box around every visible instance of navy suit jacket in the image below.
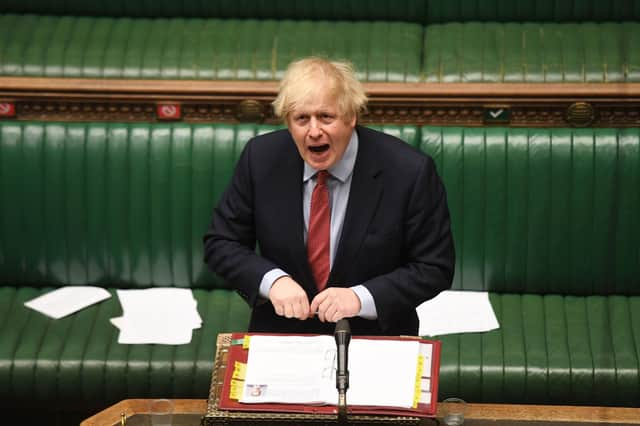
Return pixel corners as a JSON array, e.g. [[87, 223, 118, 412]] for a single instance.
[[203, 125, 454, 336]]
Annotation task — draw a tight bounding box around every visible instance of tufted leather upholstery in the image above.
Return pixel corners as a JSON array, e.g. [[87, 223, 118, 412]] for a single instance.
[[0, 15, 423, 82], [0, 121, 422, 419], [438, 294, 640, 405], [0, 287, 249, 407], [424, 22, 640, 82], [2, 14, 639, 82], [0, 122, 268, 419], [1, 122, 638, 418], [0, 122, 275, 288], [419, 127, 640, 295], [415, 126, 640, 405], [0, 121, 420, 291]]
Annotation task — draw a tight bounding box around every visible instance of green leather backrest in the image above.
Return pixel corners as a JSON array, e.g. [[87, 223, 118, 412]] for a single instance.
[[0, 121, 421, 289], [2, 14, 638, 83], [1, 0, 638, 21], [424, 22, 640, 82], [0, 122, 274, 289], [420, 127, 640, 296], [0, 15, 422, 82]]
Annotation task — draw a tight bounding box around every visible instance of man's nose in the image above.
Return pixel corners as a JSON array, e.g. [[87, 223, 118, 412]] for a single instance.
[[308, 117, 323, 137]]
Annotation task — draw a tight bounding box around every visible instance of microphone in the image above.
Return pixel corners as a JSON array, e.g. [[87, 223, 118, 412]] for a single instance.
[[334, 319, 351, 423]]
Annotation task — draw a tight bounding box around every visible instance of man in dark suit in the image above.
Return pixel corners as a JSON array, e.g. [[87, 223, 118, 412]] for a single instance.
[[203, 57, 454, 336]]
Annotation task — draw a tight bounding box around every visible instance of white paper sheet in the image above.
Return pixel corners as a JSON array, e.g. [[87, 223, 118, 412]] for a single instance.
[[416, 290, 500, 337], [116, 288, 202, 327], [241, 335, 333, 404], [24, 286, 111, 319], [347, 338, 420, 407], [111, 315, 195, 345], [111, 288, 202, 345]]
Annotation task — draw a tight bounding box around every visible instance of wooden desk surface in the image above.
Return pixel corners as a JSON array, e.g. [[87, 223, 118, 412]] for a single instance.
[[80, 399, 205, 425], [81, 399, 640, 426]]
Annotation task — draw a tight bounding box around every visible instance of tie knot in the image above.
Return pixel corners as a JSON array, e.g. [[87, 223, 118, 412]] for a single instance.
[[316, 170, 329, 186]]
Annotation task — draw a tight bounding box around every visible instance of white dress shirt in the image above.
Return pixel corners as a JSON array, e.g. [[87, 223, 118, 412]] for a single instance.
[[258, 130, 377, 319]]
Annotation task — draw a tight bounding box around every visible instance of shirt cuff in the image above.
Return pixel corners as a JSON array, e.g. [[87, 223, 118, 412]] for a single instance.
[[350, 285, 378, 320], [259, 268, 289, 299]]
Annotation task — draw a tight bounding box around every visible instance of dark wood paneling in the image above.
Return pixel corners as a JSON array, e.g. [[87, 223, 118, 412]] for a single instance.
[[1, 78, 638, 127]]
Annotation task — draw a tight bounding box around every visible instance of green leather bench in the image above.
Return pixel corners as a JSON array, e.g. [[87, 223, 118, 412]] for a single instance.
[[424, 22, 640, 82], [419, 127, 640, 406], [1, 122, 639, 423], [1, 14, 638, 82], [0, 14, 423, 82], [0, 121, 421, 423]]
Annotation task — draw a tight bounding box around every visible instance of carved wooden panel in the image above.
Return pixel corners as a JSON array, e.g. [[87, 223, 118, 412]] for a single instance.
[[1, 78, 638, 127]]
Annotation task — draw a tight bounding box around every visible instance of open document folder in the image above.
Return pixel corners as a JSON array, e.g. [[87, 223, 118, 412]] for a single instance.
[[218, 333, 441, 417]]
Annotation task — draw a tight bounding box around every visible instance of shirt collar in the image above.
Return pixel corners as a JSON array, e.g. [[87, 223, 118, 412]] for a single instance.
[[303, 129, 358, 183]]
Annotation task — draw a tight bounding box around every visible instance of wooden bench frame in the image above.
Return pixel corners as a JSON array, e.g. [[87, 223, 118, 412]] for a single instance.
[[1, 77, 639, 127]]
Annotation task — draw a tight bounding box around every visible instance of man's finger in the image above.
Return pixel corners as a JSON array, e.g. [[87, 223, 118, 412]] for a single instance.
[[309, 291, 327, 313], [318, 299, 335, 323], [284, 304, 294, 318], [292, 301, 304, 319]]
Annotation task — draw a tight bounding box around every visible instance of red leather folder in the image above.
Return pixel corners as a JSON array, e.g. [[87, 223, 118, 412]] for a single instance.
[[218, 332, 441, 418]]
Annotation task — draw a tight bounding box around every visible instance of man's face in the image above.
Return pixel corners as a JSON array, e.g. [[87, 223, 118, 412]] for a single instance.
[[287, 92, 356, 171]]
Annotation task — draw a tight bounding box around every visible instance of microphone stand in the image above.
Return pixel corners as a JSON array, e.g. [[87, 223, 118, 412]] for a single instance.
[[334, 319, 351, 425]]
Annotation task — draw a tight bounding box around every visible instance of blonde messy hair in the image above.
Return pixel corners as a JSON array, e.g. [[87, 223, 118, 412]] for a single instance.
[[272, 57, 368, 123]]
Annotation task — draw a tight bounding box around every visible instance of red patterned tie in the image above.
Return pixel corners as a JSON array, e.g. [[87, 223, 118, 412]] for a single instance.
[[307, 170, 330, 290]]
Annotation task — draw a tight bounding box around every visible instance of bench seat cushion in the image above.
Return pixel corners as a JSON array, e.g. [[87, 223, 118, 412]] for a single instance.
[[3, 287, 638, 411], [438, 293, 640, 407], [0, 286, 249, 410]]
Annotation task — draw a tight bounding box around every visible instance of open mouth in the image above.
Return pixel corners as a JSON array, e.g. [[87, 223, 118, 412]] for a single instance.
[[309, 144, 330, 153]]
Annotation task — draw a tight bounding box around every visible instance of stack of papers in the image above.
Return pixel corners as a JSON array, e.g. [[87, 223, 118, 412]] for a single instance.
[[416, 290, 500, 337], [111, 288, 202, 345]]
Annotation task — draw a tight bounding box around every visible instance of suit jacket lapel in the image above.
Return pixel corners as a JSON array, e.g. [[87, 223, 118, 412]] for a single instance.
[[330, 127, 384, 284], [269, 141, 308, 266], [267, 141, 314, 284]]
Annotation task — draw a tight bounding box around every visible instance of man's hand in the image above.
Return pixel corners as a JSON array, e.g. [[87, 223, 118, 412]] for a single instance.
[[269, 276, 312, 320], [310, 287, 361, 323]]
